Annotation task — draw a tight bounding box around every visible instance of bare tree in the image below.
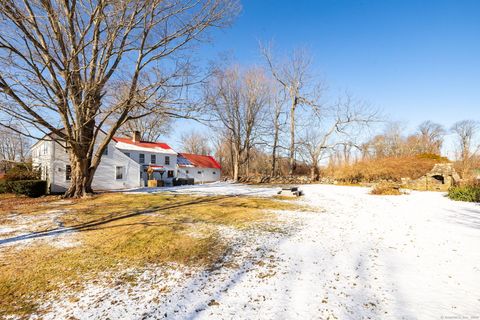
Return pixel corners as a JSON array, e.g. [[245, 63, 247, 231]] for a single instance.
[[451, 120, 479, 177], [261, 43, 322, 175], [212, 135, 233, 176], [205, 66, 269, 181], [269, 86, 287, 176], [299, 94, 379, 180], [417, 120, 445, 154], [118, 113, 171, 142], [0, 0, 239, 197], [362, 122, 408, 158], [0, 126, 30, 162], [180, 130, 212, 155]]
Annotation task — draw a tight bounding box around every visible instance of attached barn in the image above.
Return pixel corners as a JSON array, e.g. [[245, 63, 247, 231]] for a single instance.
[[177, 153, 221, 183]]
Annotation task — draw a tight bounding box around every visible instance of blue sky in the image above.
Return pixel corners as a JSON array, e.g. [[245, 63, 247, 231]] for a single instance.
[[170, 0, 480, 154]]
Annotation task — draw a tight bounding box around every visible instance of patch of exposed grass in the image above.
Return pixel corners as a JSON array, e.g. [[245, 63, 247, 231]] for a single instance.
[[0, 193, 298, 317], [272, 195, 302, 200], [0, 194, 62, 220]]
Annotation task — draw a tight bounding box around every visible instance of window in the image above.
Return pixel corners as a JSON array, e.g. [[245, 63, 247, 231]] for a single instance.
[[43, 143, 48, 155], [198, 171, 202, 174], [213, 171, 216, 174], [66, 165, 71, 181], [186, 170, 189, 174], [167, 170, 174, 178], [115, 166, 124, 180], [151, 154, 156, 164], [139, 153, 145, 164], [103, 147, 108, 156], [165, 156, 170, 165]]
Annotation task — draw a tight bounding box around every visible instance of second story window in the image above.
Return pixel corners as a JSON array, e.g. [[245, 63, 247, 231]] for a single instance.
[[165, 156, 170, 165], [151, 154, 156, 164], [103, 147, 108, 156], [139, 153, 145, 164]]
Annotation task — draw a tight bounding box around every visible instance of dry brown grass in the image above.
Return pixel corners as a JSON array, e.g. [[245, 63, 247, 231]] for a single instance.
[[0, 192, 298, 317], [334, 154, 449, 183], [0, 194, 63, 217], [370, 183, 403, 195]]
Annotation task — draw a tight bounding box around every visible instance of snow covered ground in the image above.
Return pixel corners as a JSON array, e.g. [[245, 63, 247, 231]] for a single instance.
[[36, 184, 480, 319], [0, 201, 79, 249], [126, 181, 278, 197]]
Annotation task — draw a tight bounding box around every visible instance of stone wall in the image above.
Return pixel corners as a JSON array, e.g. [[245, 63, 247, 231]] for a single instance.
[[402, 163, 460, 191]]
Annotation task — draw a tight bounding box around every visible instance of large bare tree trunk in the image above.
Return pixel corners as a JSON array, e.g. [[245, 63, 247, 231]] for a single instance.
[[232, 151, 240, 182], [64, 155, 95, 198], [245, 150, 250, 177], [63, 123, 98, 197], [310, 166, 316, 181], [289, 98, 296, 175], [271, 132, 279, 177]]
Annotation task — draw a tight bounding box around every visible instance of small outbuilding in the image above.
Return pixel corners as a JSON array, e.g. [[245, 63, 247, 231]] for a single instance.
[[176, 153, 222, 183]]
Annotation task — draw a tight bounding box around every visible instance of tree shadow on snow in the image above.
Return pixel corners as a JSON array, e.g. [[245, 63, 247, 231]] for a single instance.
[[446, 207, 480, 230]]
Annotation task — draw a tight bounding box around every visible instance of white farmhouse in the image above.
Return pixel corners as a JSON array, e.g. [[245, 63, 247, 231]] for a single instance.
[[113, 132, 178, 187], [31, 131, 177, 193], [177, 153, 222, 183]]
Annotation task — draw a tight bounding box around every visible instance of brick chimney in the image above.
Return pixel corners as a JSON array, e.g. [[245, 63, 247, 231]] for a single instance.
[[132, 131, 141, 142]]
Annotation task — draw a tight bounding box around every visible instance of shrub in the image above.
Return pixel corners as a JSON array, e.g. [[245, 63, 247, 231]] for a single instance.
[[0, 180, 7, 194], [0, 180, 47, 197], [4, 164, 40, 181], [370, 182, 403, 195], [416, 153, 450, 161], [448, 181, 480, 202]]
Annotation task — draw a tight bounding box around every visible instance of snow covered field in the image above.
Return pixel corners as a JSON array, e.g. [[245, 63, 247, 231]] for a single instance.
[[30, 184, 480, 319], [126, 181, 278, 197]]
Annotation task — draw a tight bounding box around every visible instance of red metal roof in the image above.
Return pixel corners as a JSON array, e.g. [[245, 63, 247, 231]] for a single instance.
[[113, 137, 172, 150], [179, 153, 222, 169]]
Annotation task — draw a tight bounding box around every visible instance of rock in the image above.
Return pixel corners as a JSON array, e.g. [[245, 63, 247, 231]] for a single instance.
[[402, 163, 460, 191]]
